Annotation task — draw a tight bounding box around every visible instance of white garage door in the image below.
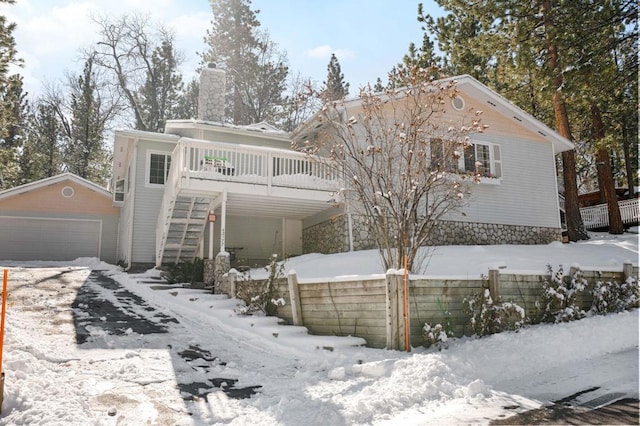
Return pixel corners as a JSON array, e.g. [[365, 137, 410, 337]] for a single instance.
[[0, 217, 101, 261]]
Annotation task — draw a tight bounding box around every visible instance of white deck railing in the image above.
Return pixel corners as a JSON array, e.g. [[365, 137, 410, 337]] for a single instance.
[[156, 138, 341, 265], [179, 138, 340, 192], [580, 198, 639, 229]]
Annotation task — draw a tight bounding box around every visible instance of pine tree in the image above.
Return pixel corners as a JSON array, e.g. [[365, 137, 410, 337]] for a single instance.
[[240, 30, 288, 124], [62, 58, 110, 184], [173, 77, 199, 120], [322, 53, 349, 101], [421, 0, 594, 240], [0, 1, 26, 189], [570, 0, 636, 233], [0, 0, 19, 89], [0, 78, 23, 189], [372, 77, 385, 92], [138, 39, 183, 131], [418, 3, 492, 82], [18, 101, 63, 184], [390, 33, 445, 86], [202, 0, 288, 125]]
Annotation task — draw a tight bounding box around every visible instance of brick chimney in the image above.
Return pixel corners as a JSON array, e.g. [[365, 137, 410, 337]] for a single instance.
[[198, 63, 226, 122]]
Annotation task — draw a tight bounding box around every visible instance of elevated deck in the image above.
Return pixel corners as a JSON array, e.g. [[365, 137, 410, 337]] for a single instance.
[[156, 138, 340, 265]]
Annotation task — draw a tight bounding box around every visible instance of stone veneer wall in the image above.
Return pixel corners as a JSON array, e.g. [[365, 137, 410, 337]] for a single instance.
[[303, 213, 563, 254], [302, 214, 350, 254]]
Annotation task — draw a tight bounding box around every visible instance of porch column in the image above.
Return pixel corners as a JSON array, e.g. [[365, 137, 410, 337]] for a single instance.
[[213, 190, 230, 294], [219, 189, 227, 253], [208, 214, 215, 259], [203, 213, 216, 289]]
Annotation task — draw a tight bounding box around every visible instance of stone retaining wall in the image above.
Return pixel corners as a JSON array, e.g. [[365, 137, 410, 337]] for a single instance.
[[303, 213, 562, 254]]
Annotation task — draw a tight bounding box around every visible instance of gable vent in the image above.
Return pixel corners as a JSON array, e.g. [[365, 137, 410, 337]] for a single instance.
[[452, 96, 465, 111], [61, 186, 75, 198]]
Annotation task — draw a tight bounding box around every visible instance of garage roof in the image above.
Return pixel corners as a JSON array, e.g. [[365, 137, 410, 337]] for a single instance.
[[0, 173, 112, 201]]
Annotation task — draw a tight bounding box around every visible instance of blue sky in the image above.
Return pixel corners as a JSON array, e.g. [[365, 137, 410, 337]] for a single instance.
[[1, 0, 444, 98]]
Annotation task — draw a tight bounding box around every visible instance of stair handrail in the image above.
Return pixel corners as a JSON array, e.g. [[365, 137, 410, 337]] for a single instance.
[[155, 141, 186, 266]]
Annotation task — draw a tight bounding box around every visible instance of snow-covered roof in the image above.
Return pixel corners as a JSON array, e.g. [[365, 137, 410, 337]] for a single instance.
[[165, 119, 289, 136], [293, 74, 574, 154]]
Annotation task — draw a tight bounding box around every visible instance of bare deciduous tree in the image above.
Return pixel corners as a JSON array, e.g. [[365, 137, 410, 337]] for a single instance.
[[279, 71, 321, 132], [89, 13, 184, 132], [296, 67, 487, 272]]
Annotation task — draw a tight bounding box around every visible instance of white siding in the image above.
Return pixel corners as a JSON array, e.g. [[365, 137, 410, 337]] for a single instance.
[[117, 189, 134, 266], [132, 139, 177, 263], [452, 134, 561, 228], [99, 214, 119, 264]]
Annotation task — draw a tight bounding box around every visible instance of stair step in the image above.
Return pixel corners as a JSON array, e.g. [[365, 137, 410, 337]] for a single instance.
[[165, 244, 199, 249]]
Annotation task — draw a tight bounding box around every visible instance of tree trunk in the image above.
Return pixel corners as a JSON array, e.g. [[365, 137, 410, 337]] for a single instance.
[[542, 0, 588, 241], [561, 150, 589, 241], [592, 104, 623, 234], [622, 125, 636, 198]]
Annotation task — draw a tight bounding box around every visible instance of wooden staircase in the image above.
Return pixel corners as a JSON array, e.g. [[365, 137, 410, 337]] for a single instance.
[[157, 195, 215, 265]]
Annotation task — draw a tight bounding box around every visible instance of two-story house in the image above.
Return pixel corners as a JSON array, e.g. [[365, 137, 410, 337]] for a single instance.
[[110, 65, 572, 272]]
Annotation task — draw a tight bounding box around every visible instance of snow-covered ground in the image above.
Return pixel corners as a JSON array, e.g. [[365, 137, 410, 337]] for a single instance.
[[253, 230, 639, 279], [0, 232, 637, 425]]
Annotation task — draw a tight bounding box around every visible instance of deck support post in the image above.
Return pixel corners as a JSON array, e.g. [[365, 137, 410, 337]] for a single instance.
[[219, 190, 227, 254], [211, 190, 229, 294], [208, 217, 214, 260]]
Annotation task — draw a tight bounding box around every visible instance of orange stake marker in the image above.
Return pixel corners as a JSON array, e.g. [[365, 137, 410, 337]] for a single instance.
[[403, 255, 410, 352], [0, 269, 6, 412], [0, 269, 6, 368]]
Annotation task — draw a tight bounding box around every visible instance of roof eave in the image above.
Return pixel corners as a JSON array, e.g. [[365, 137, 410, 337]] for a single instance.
[[0, 173, 112, 201]]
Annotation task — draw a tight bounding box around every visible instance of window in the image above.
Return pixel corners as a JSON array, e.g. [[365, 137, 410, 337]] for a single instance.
[[148, 152, 171, 185], [462, 143, 501, 179], [429, 138, 459, 172], [429, 139, 502, 180], [113, 178, 125, 202]]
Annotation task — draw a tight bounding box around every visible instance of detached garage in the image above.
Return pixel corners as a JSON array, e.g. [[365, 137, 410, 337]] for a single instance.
[[0, 173, 120, 263]]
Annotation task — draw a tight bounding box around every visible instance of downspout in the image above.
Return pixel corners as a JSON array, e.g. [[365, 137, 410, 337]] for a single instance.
[[281, 218, 286, 258], [125, 139, 139, 271], [115, 219, 120, 264], [346, 190, 354, 251], [347, 211, 354, 252]]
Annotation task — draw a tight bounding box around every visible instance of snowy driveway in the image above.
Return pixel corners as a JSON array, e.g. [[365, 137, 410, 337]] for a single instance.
[[72, 271, 263, 401], [0, 265, 303, 424], [0, 262, 637, 425]]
